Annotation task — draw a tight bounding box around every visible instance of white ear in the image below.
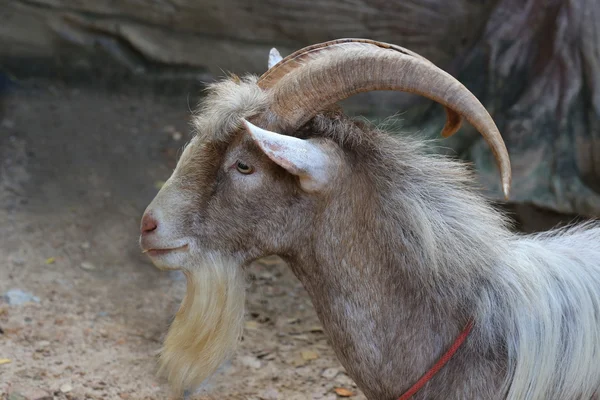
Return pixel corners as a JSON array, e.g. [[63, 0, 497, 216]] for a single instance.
[[268, 48, 282, 69], [242, 119, 335, 192]]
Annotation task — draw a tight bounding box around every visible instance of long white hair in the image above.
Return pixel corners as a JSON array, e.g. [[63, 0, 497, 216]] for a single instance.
[[158, 252, 246, 396]]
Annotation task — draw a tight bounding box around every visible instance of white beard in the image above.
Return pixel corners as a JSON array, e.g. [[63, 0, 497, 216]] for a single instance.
[[158, 252, 246, 396]]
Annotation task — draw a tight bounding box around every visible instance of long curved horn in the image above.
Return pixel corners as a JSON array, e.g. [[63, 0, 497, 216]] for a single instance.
[[257, 39, 512, 198]]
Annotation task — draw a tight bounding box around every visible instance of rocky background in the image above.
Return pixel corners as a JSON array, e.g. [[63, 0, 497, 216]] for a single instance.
[[2, 0, 599, 217]]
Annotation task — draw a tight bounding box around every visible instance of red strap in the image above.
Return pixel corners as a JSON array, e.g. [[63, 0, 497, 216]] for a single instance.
[[398, 319, 474, 400]]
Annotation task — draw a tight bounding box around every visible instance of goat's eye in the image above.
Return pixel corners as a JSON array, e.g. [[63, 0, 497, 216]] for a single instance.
[[236, 161, 254, 174]]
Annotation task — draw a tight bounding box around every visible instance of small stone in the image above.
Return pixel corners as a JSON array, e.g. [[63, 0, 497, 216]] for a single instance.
[[301, 350, 319, 361], [291, 355, 307, 367], [36, 340, 50, 350], [239, 355, 261, 369], [81, 242, 91, 249], [80, 261, 95, 271], [60, 383, 73, 393], [3, 289, 40, 305], [9, 255, 26, 266], [245, 320, 259, 330], [321, 367, 339, 379], [335, 374, 355, 386]]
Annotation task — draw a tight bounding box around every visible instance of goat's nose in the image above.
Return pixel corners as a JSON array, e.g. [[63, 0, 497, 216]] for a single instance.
[[141, 212, 158, 235]]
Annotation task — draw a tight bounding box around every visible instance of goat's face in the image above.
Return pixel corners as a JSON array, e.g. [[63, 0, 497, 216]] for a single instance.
[[142, 86, 351, 271], [140, 124, 342, 270]]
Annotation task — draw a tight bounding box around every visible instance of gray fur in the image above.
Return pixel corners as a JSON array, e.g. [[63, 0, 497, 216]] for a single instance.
[[142, 75, 600, 399]]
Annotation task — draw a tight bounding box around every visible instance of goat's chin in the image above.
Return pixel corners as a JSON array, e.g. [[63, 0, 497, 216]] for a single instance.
[[158, 252, 246, 396]]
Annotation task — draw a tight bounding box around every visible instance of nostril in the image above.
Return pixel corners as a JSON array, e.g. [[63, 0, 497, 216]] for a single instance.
[[141, 213, 158, 234]]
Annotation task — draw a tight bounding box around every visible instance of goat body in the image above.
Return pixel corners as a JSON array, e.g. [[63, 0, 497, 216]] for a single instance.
[[140, 43, 600, 399]]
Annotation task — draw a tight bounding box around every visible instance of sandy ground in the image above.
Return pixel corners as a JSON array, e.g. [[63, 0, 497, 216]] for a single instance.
[[0, 79, 366, 400]]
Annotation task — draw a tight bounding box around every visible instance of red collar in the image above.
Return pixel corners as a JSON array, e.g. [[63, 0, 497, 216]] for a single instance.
[[398, 319, 474, 400]]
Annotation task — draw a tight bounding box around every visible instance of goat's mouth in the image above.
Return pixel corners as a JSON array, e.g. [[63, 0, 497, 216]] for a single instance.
[[143, 244, 189, 258]]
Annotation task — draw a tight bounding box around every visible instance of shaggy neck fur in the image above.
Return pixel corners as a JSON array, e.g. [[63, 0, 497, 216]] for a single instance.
[[158, 253, 246, 396], [284, 121, 600, 400], [190, 76, 600, 399]]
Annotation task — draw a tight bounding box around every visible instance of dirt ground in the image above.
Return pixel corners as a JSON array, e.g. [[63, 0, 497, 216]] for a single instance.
[[0, 79, 366, 400]]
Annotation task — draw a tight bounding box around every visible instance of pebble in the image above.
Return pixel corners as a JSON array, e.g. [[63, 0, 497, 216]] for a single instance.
[[335, 374, 355, 386], [239, 355, 262, 369], [81, 242, 91, 249], [301, 350, 319, 361], [80, 261, 95, 271], [36, 340, 50, 349], [59, 383, 72, 393], [245, 320, 259, 330], [321, 367, 339, 379], [3, 289, 40, 305]]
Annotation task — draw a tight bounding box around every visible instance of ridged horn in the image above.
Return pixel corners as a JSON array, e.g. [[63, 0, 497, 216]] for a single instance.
[[257, 39, 511, 198]]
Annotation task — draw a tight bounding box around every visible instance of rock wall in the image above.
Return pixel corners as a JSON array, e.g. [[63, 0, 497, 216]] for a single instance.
[[1, 0, 599, 217], [0, 0, 494, 77]]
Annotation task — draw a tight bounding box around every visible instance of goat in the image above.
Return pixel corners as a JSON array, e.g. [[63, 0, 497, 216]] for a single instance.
[[139, 39, 600, 399]]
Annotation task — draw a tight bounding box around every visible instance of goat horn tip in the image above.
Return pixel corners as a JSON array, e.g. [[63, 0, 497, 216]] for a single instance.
[[502, 182, 511, 200]]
